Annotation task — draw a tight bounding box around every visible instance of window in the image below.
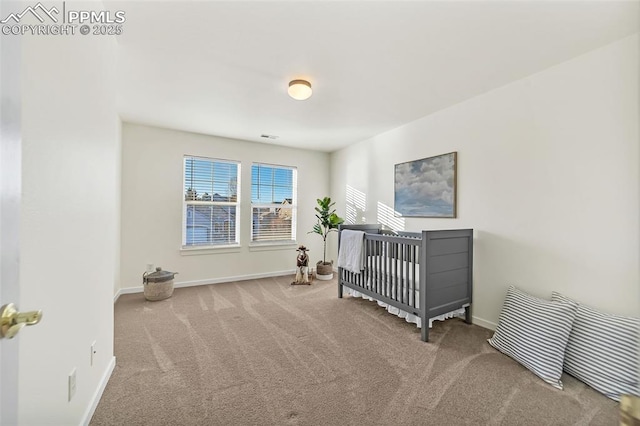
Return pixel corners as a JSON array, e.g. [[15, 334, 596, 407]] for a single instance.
[[183, 156, 240, 247], [251, 163, 297, 243]]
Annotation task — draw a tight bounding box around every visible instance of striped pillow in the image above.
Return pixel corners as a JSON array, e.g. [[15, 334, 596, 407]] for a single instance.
[[551, 292, 639, 401], [488, 286, 577, 390]]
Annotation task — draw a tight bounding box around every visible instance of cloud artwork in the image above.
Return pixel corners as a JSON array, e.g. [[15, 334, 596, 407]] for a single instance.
[[394, 152, 457, 217]]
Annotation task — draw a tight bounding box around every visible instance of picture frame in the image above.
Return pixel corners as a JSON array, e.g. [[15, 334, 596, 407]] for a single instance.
[[394, 152, 457, 218]]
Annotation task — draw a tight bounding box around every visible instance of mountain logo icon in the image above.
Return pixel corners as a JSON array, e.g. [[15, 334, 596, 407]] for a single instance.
[[1, 2, 59, 24]]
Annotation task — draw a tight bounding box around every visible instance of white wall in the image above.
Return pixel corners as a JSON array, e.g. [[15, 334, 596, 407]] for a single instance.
[[120, 123, 330, 291], [330, 34, 639, 328], [19, 31, 120, 424]]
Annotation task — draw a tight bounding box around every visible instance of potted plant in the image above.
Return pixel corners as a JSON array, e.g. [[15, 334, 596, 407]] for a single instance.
[[309, 197, 344, 280]]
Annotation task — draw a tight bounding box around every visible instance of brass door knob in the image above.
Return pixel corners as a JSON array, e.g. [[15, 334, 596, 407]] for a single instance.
[[0, 303, 43, 339]]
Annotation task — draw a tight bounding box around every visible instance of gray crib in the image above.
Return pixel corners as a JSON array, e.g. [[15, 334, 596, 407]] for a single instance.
[[338, 224, 473, 342]]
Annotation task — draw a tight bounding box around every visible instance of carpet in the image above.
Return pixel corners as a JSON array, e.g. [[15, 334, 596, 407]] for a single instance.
[[90, 275, 619, 425]]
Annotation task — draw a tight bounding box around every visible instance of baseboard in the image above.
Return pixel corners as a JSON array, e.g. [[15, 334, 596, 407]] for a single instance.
[[115, 269, 296, 300], [174, 269, 296, 289], [116, 286, 144, 296], [472, 316, 498, 331], [81, 355, 116, 426], [113, 289, 122, 303]]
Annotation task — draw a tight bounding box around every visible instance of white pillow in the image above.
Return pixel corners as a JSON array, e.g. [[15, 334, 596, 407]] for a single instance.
[[551, 292, 639, 401], [488, 286, 577, 389]]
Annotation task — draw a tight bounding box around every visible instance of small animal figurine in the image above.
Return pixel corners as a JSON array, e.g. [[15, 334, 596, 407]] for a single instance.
[[292, 245, 311, 285]]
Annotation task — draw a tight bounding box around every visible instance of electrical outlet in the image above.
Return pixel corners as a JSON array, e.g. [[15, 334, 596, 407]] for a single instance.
[[90, 340, 97, 366], [68, 368, 77, 402]]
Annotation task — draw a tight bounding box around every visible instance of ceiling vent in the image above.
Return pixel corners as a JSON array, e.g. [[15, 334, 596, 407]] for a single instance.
[[260, 134, 279, 140]]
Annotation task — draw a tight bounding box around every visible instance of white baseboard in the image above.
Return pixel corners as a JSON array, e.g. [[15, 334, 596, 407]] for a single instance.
[[81, 355, 116, 426], [472, 316, 498, 331], [174, 269, 296, 289], [114, 269, 296, 301], [115, 286, 143, 298], [114, 286, 140, 303]]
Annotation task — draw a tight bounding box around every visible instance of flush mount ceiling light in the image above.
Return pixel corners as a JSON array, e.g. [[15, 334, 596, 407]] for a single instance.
[[288, 79, 312, 100]]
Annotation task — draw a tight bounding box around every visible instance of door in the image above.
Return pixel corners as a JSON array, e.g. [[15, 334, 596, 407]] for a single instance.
[[1, 12, 22, 424]]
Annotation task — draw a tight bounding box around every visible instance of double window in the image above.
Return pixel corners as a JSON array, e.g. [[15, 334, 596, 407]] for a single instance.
[[182, 157, 296, 247], [183, 156, 240, 247]]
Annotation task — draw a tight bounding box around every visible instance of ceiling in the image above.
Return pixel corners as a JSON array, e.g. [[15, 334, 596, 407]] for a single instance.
[[112, 1, 639, 152]]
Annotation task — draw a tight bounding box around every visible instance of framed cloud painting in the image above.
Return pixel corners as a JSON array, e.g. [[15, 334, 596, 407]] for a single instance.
[[394, 152, 457, 218]]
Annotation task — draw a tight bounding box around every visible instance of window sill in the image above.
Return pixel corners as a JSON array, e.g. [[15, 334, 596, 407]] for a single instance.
[[180, 244, 242, 256], [248, 241, 298, 252]]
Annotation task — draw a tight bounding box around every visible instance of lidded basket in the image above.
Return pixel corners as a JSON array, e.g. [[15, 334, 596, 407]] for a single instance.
[[143, 267, 177, 301]]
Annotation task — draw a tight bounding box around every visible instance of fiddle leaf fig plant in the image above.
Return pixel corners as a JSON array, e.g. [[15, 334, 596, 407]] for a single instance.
[[309, 197, 344, 264]]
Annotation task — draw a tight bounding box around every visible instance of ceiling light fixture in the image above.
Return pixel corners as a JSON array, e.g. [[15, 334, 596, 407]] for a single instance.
[[288, 79, 312, 101]]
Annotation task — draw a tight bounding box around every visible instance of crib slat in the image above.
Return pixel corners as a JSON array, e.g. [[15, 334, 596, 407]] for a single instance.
[[390, 241, 394, 299], [389, 242, 392, 297], [375, 241, 382, 294], [397, 243, 402, 302], [380, 240, 385, 296], [389, 242, 393, 300], [393, 243, 398, 301], [390, 242, 394, 300], [386, 240, 390, 298], [379, 240, 383, 296], [412, 246, 417, 308], [379, 239, 383, 295], [364, 239, 369, 289], [384, 242, 387, 297], [408, 245, 413, 306], [370, 239, 374, 290], [403, 244, 408, 305], [398, 243, 401, 301]]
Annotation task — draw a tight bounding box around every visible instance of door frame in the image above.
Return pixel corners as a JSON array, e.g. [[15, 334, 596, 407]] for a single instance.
[[0, 5, 22, 422]]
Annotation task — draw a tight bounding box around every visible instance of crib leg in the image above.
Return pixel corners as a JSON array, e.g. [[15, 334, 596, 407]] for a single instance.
[[338, 282, 343, 299], [464, 305, 472, 324], [421, 324, 429, 342]]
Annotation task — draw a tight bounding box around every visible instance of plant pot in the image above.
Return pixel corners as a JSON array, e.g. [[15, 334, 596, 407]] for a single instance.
[[316, 261, 334, 280]]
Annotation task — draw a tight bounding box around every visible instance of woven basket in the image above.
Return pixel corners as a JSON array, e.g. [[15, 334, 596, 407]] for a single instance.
[[144, 280, 174, 301], [143, 267, 177, 301]]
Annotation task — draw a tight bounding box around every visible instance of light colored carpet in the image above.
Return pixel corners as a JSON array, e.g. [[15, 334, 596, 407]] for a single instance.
[[91, 275, 618, 425]]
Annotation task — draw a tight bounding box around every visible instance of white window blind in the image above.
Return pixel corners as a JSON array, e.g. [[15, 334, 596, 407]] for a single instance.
[[183, 156, 240, 247], [251, 163, 297, 242]]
